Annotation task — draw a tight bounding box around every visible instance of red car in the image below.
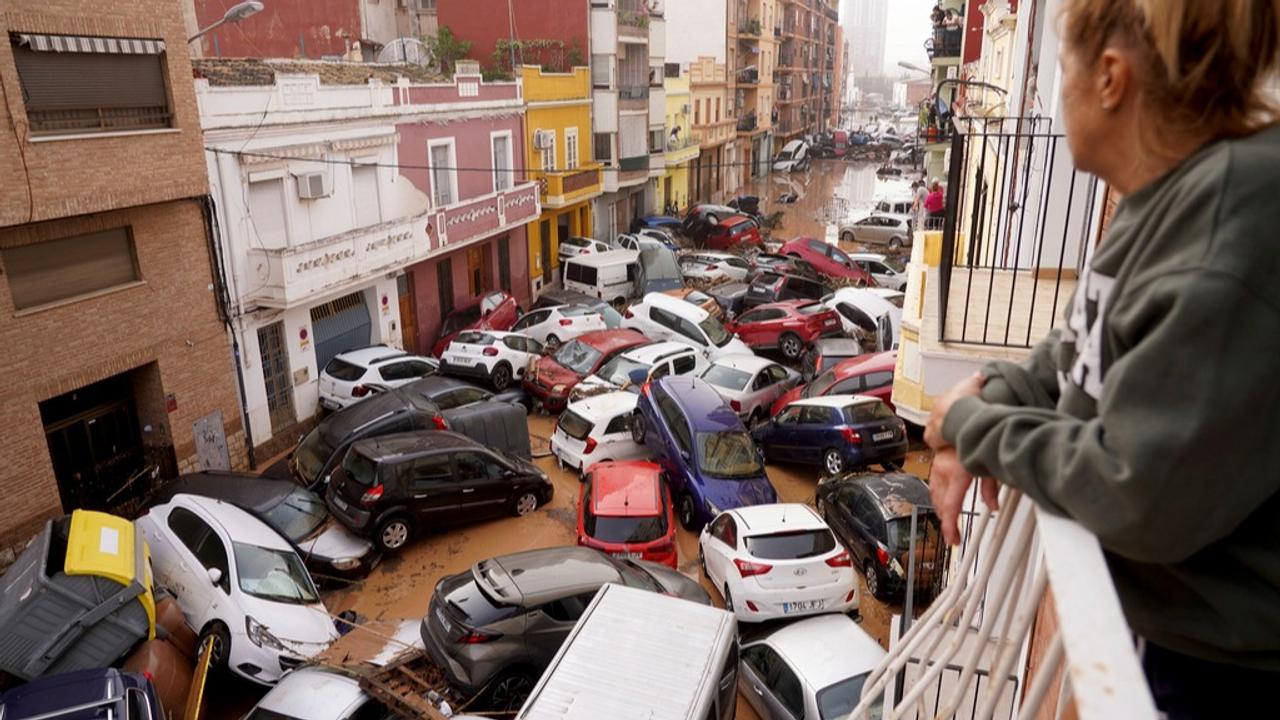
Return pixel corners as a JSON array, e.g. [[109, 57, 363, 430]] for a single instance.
[[430, 290, 521, 357], [704, 215, 764, 251], [770, 350, 897, 416], [576, 460, 678, 568], [523, 329, 649, 412], [725, 300, 843, 360], [780, 237, 878, 286]]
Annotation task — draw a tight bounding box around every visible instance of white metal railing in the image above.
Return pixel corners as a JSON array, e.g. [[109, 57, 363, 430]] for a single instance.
[[845, 488, 1159, 720]]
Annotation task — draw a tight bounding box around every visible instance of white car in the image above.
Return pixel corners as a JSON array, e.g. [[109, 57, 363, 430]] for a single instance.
[[699, 355, 800, 424], [839, 212, 912, 251], [869, 287, 905, 308], [137, 494, 339, 685], [550, 391, 650, 475], [246, 668, 385, 720], [637, 227, 677, 246], [738, 614, 887, 720], [822, 287, 902, 352], [699, 503, 857, 623], [558, 236, 611, 262], [622, 292, 752, 360], [773, 139, 811, 173], [679, 251, 753, 283], [614, 233, 671, 253], [438, 330, 543, 392], [848, 252, 907, 291], [572, 340, 707, 400], [510, 303, 610, 349], [318, 346, 438, 411]]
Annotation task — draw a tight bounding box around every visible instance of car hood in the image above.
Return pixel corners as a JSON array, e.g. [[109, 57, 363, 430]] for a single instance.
[[532, 358, 582, 386], [634, 561, 712, 605], [297, 517, 373, 565], [643, 278, 685, 293], [718, 337, 752, 356], [238, 595, 340, 655], [704, 474, 778, 511]]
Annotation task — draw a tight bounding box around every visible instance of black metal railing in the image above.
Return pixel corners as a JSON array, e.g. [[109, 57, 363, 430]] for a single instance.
[[937, 117, 1101, 348], [930, 26, 963, 59], [618, 85, 650, 100]]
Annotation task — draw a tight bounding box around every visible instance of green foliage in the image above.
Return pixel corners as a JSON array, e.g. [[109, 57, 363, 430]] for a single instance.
[[427, 26, 472, 74], [491, 38, 587, 74]]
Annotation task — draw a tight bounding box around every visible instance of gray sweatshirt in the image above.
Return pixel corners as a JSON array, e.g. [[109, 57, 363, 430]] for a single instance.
[[941, 125, 1280, 669]]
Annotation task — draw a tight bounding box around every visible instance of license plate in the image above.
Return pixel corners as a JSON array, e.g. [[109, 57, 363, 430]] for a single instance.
[[435, 607, 452, 634], [453, 356, 473, 365], [873, 431, 894, 442], [612, 552, 642, 560], [332, 495, 349, 511], [783, 600, 824, 614]]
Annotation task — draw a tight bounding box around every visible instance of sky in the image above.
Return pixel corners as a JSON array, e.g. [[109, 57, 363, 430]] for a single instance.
[[881, 0, 935, 77]]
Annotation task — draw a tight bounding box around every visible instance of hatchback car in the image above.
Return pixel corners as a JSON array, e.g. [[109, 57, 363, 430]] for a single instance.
[[550, 391, 650, 475], [801, 338, 865, 383], [738, 614, 886, 720], [517, 301, 622, 343], [839, 212, 913, 251], [632, 214, 685, 235], [680, 251, 753, 283], [613, 233, 672, 253], [636, 247, 686, 294], [0, 669, 165, 720], [726, 300, 843, 360], [699, 355, 799, 424], [744, 272, 832, 310], [439, 330, 543, 391], [431, 291, 521, 357], [523, 329, 651, 412], [557, 235, 612, 263], [699, 503, 856, 623], [754, 395, 907, 475], [572, 340, 706, 399], [632, 376, 778, 529], [137, 495, 339, 685], [780, 237, 877, 286], [682, 203, 740, 242], [704, 215, 765, 251], [773, 139, 811, 172], [577, 461, 678, 568], [244, 667, 391, 720], [848, 252, 907, 291], [822, 287, 901, 352], [622, 292, 752, 360], [420, 547, 709, 707], [770, 351, 897, 416], [318, 347, 438, 411], [816, 472, 943, 600]]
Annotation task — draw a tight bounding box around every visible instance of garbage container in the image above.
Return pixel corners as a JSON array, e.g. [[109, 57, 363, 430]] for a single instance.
[[0, 510, 156, 680]]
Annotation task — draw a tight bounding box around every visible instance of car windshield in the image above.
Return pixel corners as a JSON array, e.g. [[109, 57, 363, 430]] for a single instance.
[[595, 354, 651, 385], [233, 542, 320, 604], [696, 432, 764, 478], [454, 331, 495, 346], [817, 672, 882, 720], [686, 290, 713, 304], [886, 515, 942, 552], [805, 366, 841, 398], [699, 316, 733, 347], [262, 487, 328, 541], [293, 428, 332, 485], [640, 250, 682, 281], [845, 402, 896, 423], [342, 450, 379, 487], [702, 364, 752, 391], [744, 529, 837, 559], [557, 410, 594, 441], [323, 358, 365, 382], [246, 709, 301, 720], [553, 340, 604, 376], [777, 149, 794, 161], [585, 509, 668, 544]]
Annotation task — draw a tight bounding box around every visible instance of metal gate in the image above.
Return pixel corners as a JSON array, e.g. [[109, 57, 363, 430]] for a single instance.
[[310, 291, 372, 373], [257, 321, 296, 435]]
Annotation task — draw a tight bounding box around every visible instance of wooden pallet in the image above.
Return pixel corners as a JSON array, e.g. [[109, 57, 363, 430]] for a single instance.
[[355, 651, 464, 720]]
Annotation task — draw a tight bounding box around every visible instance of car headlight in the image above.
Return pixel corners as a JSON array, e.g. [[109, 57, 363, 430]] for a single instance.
[[552, 384, 567, 394], [245, 616, 283, 650], [331, 557, 361, 571]]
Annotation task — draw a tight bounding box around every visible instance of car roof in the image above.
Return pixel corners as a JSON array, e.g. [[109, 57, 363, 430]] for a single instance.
[[683, 250, 739, 260], [455, 330, 524, 342], [759, 299, 820, 312], [566, 390, 639, 419], [789, 393, 883, 410], [0, 668, 139, 720], [869, 288, 905, 300], [170, 494, 292, 550], [316, 389, 417, 443], [255, 668, 366, 720], [575, 329, 650, 354], [839, 472, 933, 519], [589, 462, 664, 517], [332, 345, 408, 367], [709, 353, 774, 373], [623, 340, 697, 363], [475, 547, 623, 606], [829, 351, 897, 378], [715, 214, 754, 227], [352, 430, 479, 460], [153, 472, 296, 513], [641, 291, 711, 321], [811, 338, 863, 354], [564, 249, 639, 267], [730, 503, 825, 535], [654, 376, 743, 431], [760, 614, 886, 691], [848, 252, 889, 263], [402, 375, 486, 399]]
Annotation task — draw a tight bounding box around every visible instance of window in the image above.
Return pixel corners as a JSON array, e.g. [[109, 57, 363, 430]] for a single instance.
[[593, 133, 612, 162], [710, 514, 737, 547], [776, 406, 802, 425], [429, 141, 456, 207], [694, 99, 701, 125], [491, 133, 512, 191], [830, 376, 864, 394], [351, 165, 381, 227], [671, 354, 697, 376], [11, 35, 172, 136], [437, 386, 489, 410], [766, 659, 806, 719], [247, 178, 288, 247], [715, 97, 721, 122], [2, 227, 140, 311], [664, 62, 680, 78], [455, 451, 505, 480], [513, 309, 550, 331], [649, 128, 664, 153], [800, 405, 834, 424], [497, 236, 512, 292], [539, 129, 557, 172], [565, 128, 579, 170], [409, 454, 453, 489], [864, 371, 894, 390], [604, 414, 630, 435], [591, 54, 611, 87], [541, 591, 597, 622]]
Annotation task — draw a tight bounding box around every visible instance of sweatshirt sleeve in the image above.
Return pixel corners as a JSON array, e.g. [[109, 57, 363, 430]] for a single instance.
[[939, 271, 1280, 564], [974, 329, 1063, 410]]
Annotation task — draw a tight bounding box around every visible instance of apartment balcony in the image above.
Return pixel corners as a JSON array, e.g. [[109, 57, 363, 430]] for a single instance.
[[929, 25, 964, 61], [664, 136, 700, 166], [540, 163, 604, 209], [736, 66, 760, 86], [735, 112, 759, 134], [691, 118, 735, 147], [617, 0, 652, 42], [736, 18, 763, 37]]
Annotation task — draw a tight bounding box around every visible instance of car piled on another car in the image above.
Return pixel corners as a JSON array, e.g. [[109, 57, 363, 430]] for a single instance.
[[439, 330, 542, 391], [725, 300, 843, 360], [550, 391, 651, 476], [755, 395, 908, 475], [318, 346, 438, 411]]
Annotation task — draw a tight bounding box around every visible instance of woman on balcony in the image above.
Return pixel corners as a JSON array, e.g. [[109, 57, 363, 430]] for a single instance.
[[924, 1, 1280, 717]]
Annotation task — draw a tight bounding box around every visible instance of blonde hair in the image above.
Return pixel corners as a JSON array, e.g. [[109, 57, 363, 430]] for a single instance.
[[1062, 0, 1280, 139]]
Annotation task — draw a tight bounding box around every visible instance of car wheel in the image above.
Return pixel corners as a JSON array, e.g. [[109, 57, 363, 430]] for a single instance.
[[545, 334, 561, 351], [511, 491, 540, 517], [780, 332, 804, 360], [864, 560, 884, 600], [889, 237, 905, 252], [677, 494, 698, 531], [630, 412, 647, 444], [824, 449, 845, 476], [486, 669, 535, 711], [198, 622, 231, 671], [723, 585, 735, 613], [376, 516, 414, 553], [706, 214, 718, 224], [841, 231, 855, 243], [490, 362, 513, 392]]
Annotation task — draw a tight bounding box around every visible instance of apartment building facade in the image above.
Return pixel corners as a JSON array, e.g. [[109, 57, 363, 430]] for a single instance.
[[186, 0, 430, 60], [0, 0, 246, 551], [728, 0, 779, 187], [776, 0, 839, 143], [660, 71, 700, 212], [667, 0, 735, 203]]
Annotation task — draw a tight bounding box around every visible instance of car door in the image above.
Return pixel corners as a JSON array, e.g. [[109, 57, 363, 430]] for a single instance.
[[523, 590, 599, 662], [403, 453, 461, 526], [157, 505, 231, 629], [847, 487, 882, 566], [732, 308, 771, 347], [862, 370, 895, 404], [764, 405, 803, 461], [655, 388, 696, 492], [511, 309, 553, 344], [599, 412, 644, 460], [501, 336, 535, 375], [452, 450, 512, 519], [755, 364, 792, 413], [739, 644, 805, 720], [794, 405, 837, 464], [704, 514, 738, 588], [647, 306, 681, 344]]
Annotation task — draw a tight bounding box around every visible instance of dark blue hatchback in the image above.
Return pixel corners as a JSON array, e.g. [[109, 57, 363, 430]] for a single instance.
[[752, 395, 908, 475], [0, 668, 164, 720], [631, 376, 778, 529]]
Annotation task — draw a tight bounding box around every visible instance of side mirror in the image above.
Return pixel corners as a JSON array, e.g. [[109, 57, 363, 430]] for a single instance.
[[207, 567, 223, 586], [627, 368, 649, 386]]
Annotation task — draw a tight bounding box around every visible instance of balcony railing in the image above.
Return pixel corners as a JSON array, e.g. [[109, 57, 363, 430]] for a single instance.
[[737, 18, 762, 36], [929, 25, 963, 59], [618, 85, 650, 100], [736, 112, 758, 132], [540, 164, 604, 207], [736, 67, 759, 85], [843, 488, 1158, 720], [618, 155, 648, 172]]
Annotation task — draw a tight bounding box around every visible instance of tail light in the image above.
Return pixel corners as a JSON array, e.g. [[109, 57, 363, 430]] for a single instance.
[[876, 545, 890, 566], [456, 629, 502, 645], [433, 416, 449, 430], [841, 427, 863, 445], [560, 318, 574, 326], [845, 589, 857, 603], [729, 400, 741, 412], [624, 308, 634, 319], [745, 600, 760, 612], [483, 347, 499, 356], [583, 437, 598, 454], [734, 558, 773, 578], [360, 484, 384, 507], [826, 550, 853, 568], [351, 385, 370, 398]]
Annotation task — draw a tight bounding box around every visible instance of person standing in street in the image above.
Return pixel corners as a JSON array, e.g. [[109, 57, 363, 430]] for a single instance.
[[923, 1, 1280, 717]]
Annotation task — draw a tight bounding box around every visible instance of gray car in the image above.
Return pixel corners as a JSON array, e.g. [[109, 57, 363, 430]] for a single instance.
[[420, 546, 710, 710], [839, 212, 913, 250]]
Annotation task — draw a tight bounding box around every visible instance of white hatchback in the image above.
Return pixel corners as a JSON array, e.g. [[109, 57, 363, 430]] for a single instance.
[[699, 354, 800, 424], [680, 251, 753, 283], [137, 494, 339, 685], [699, 503, 857, 623], [438, 330, 543, 391], [510, 304, 609, 349], [558, 236, 612, 263], [318, 346, 438, 411], [848, 252, 907, 291], [622, 292, 753, 360], [550, 391, 650, 476], [571, 340, 707, 400]]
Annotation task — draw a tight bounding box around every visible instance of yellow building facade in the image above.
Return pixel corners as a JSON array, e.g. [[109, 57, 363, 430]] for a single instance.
[[521, 65, 604, 297], [660, 73, 700, 214]]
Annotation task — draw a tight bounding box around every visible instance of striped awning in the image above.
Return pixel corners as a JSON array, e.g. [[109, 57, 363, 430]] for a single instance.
[[14, 33, 166, 55]]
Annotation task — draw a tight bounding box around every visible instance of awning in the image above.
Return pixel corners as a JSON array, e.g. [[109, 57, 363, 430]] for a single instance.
[[14, 33, 166, 55]]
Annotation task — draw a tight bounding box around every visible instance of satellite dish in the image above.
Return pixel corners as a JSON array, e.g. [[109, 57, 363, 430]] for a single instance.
[[377, 38, 432, 66]]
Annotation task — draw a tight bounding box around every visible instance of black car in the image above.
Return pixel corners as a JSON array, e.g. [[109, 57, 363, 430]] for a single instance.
[[707, 282, 751, 319], [0, 669, 164, 720], [743, 271, 832, 309], [681, 204, 740, 243], [815, 472, 944, 600], [148, 471, 378, 581], [326, 431, 554, 552]]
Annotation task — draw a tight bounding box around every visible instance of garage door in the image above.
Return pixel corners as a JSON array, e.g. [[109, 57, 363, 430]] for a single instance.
[[310, 291, 372, 372]]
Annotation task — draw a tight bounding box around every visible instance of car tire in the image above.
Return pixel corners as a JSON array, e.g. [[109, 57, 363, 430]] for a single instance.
[[198, 621, 231, 672], [375, 515, 414, 553], [630, 412, 647, 444], [677, 494, 698, 531], [889, 237, 904, 251], [486, 668, 535, 711], [841, 231, 855, 243], [864, 560, 884, 600], [545, 334, 561, 351], [780, 332, 804, 360], [511, 491, 540, 517], [823, 448, 845, 476], [490, 362, 513, 392]]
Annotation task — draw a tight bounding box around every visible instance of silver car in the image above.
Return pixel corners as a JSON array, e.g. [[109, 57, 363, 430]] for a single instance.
[[699, 354, 801, 424], [848, 253, 908, 291], [839, 212, 913, 251]]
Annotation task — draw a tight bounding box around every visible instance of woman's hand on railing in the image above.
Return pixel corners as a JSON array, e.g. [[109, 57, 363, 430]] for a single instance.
[[924, 371, 983, 448], [927, 372, 1000, 544]]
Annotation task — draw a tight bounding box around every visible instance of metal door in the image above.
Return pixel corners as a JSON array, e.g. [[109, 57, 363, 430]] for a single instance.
[[309, 292, 372, 373], [257, 321, 296, 434]]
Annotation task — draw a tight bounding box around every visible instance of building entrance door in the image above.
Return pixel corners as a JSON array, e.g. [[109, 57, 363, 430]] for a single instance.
[[540, 219, 553, 286], [40, 373, 146, 513], [257, 321, 296, 435], [398, 274, 419, 353]]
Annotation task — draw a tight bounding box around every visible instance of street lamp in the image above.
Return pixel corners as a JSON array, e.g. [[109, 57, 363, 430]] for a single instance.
[[188, 1, 265, 43]]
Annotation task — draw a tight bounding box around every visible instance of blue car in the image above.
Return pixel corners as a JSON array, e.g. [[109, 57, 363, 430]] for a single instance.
[[0, 668, 164, 720], [631, 376, 778, 529], [752, 394, 908, 475], [632, 214, 684, 234]]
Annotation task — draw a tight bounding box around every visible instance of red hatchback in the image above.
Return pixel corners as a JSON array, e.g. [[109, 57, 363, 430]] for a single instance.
[[577, 461, 678, 568], [523, 329, 650, 412], [430, 290, 521, 357], [780, 237, 878, 286], [704, 215, 764, 251], [725, 300, 843, 360], [770, 350, 898, 415]]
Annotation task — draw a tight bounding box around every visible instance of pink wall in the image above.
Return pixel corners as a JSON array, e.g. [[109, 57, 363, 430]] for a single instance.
[[194, 0, 360, 58], [396, 113, 527, 201], [407, 232, 530, 353]]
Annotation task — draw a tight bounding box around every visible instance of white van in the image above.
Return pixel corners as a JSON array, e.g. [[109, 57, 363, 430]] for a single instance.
[[516, 584, 739, 720], [562, 249, 640, 305]]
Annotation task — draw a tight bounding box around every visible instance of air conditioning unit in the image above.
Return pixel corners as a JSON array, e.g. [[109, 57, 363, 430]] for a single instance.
[[296, 172, 332, 200], [533, 130, 555, 149]]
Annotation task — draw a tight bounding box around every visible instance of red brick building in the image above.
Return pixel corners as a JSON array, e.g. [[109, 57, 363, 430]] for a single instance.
[[187, 0, 431, 60], [435, 0, 589, 73]]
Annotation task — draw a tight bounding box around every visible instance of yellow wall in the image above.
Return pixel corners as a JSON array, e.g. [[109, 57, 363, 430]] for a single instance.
[[658, 164, 691, 212], [527, 204, 593, 280]]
